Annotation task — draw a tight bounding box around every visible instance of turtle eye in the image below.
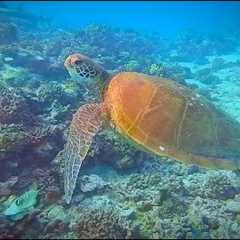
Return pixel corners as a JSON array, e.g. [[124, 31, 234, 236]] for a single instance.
[[74, 60, 83, 66], [16, 199, 21, 206]]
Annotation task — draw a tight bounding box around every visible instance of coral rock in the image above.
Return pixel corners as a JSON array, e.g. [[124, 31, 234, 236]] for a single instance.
[[79, 174, 109, 193]]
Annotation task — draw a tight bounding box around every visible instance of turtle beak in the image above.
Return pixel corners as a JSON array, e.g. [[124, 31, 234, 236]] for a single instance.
[[64, 55, 76, 70], [64, 54, 80, 78], [64, 56, 73, 76], [64, 56, 71, 69]]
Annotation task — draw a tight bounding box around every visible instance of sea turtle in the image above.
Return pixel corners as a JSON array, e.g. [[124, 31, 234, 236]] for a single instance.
[[62, 53, 240, 204]]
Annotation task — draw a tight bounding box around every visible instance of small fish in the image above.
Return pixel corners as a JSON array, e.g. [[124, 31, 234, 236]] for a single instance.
[[3, 183, 39, 220]]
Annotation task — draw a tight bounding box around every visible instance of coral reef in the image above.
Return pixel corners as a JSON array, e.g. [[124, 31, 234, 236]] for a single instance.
[[78, 174, 109, 193], [0, 8, 240, 239], [0, 176, 18, 197], [0, 84, 32, 125], [75, 207, 130, 239], [148, 62, 191, 85], [168, 31, 239, 64]]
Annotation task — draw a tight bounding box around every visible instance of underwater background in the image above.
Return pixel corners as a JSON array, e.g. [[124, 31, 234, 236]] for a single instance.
[[0, 1, 240, 239]]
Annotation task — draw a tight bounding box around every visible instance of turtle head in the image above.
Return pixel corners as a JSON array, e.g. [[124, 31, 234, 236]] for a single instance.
[[64, 53, 109, 82]]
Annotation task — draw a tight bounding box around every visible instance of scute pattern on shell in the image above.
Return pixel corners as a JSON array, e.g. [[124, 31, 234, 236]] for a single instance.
[[105, 72, 240, 170]]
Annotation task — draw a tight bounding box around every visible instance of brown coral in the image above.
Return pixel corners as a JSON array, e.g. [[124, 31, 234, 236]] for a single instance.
[[75, 207, 137, 239], [14, 167, 61, 202], [0, 85, 34, 125]]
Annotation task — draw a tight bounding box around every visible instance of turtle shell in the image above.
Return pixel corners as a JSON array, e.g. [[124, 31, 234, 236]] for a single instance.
[[104, 72, 240, 170]]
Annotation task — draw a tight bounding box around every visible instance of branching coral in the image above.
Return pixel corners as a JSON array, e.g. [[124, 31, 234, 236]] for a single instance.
[[0, 85, 31, 124], [95, 129, 142, 171], [75, 207, 138, 239], [13, 167, 61, 205], [184, 172, 239, 200], [202, 173, 239, 200], [124, 60, 141, 71], [0, 125, 29, 157], [149, 63, 164, 76]]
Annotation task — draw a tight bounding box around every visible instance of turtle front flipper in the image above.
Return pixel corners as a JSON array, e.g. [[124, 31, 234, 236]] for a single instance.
[[62, 103, 105, 204]]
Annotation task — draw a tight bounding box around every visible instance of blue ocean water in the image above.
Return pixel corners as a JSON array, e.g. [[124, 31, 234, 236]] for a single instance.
[[1, 1, 240, 239], [5, 1, 240, 37]]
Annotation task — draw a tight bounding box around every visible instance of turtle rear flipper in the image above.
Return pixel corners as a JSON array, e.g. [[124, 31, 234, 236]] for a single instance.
[[63, 103, 104, 204]]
